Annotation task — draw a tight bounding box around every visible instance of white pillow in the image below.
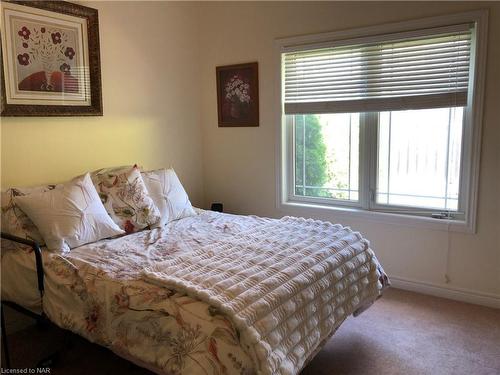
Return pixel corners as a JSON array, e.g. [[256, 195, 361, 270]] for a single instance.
[[141, 168, 196, 227], [14, 173, 124, 252]]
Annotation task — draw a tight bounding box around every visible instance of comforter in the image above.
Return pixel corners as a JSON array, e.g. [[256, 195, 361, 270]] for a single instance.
[[144, 214, 387, 375], [2, 210, 388, 375]]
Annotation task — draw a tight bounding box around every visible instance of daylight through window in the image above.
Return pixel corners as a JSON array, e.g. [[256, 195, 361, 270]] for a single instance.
[[281, 21, 480, 222]]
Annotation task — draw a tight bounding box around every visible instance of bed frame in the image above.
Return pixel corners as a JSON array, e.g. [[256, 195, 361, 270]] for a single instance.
[[1, 206, 224, 369], [1, 232, 50, 368]]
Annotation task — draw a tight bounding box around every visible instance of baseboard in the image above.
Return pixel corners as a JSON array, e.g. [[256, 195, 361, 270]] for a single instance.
[[389, 276, 500, 309]]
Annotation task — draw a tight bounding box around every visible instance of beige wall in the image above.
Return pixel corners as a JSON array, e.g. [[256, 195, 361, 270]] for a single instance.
[[1, 2, 204, 206], [198, 2, 500, 301], [1, 1, 498, 304]]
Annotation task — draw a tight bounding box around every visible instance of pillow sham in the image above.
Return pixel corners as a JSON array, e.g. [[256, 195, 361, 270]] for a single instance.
[[1, 184, 60, 244], [14, 173, 124, 252], [142, 168, 196, 227], [91, 165, 160, 233]]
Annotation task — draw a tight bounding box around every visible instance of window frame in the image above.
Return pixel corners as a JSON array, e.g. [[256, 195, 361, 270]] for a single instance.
[[275, 10, 488, 233]]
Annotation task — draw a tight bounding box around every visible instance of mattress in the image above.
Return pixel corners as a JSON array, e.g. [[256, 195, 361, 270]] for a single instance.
[[1, 210, 387, 375]]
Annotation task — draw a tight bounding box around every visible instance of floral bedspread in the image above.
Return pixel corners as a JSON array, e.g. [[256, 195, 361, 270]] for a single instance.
[[2, 210, 387, 375], [35, 213, 256, 375]]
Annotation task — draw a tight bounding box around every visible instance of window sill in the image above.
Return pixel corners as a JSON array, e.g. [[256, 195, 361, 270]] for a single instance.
[[279, 199, 474, 233]]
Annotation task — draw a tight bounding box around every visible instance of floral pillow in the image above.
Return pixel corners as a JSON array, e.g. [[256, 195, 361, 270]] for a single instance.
[[91, 166, 161, 233], [1, 184, 60, 244]]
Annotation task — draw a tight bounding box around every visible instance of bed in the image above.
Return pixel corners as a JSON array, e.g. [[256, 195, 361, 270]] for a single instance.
[[1, 207, 388, 375]]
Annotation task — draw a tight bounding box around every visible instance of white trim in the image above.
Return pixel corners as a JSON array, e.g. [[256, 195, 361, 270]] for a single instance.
[[280, 200, 471, 233], [463, 10, 488, 235], [390, 275, 500, 309], [275, 10, 487, 50], [275, 10, 488, 234], [275, 44, 286, 211], [281, 23, 472, 53]]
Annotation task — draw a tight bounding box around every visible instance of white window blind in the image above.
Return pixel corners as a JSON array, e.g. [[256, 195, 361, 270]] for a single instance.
[[283, 24, 473, 114]]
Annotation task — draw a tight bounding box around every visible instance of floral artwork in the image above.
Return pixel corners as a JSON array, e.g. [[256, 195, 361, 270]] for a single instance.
[[225, 75, 251, 117], [14, 22, 80, 94], [216, 62, 259, 127], [1, 1, 102, 116]]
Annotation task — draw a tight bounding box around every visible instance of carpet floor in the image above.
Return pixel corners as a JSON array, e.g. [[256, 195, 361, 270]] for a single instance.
[[2, 288, 499, 375]]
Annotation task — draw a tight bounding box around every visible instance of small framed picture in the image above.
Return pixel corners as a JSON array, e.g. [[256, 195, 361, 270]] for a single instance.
[[216, 62, 259, 127], [1, 0, 102, 116]]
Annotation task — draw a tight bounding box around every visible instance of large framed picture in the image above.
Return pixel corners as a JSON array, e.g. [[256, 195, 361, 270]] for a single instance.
[[0, 1, 102, 116], [216, 62, 259, 127]]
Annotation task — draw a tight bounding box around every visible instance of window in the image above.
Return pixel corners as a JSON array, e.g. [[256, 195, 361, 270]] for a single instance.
[[292, 113, 360, 202], [376, 107, 464, 211], [278, 12, 487, 232]]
